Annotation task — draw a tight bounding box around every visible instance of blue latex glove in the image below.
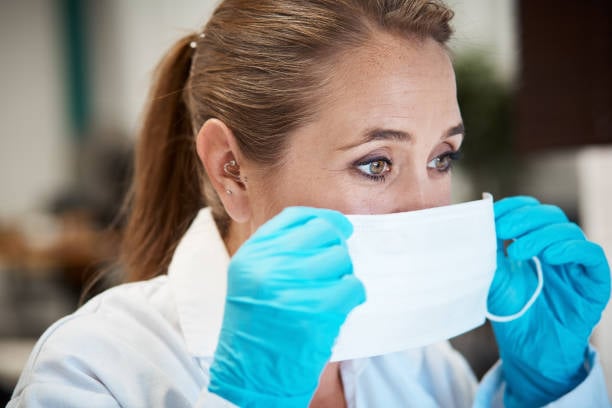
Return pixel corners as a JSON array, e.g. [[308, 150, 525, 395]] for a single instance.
[[488, 196, 611, 407], [208, 207, 366, 407]]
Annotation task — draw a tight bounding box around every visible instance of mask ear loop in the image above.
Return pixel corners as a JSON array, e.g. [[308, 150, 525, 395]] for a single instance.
[[486, 256, 544, 323]]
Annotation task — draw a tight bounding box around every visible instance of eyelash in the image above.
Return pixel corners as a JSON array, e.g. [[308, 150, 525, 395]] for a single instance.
[[427, 150, 463, 173], [354, 150, 462, 182], [355, 156, 392, 182]]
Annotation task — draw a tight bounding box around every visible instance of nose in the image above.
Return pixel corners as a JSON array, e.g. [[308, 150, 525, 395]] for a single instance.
[[392, 171, 450, 213], [399, 187, 431, 212], [410, 188, 430, 211]]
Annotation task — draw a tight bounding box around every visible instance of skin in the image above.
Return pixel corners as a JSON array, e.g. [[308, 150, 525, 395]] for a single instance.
[[196, 32, 463, 407]]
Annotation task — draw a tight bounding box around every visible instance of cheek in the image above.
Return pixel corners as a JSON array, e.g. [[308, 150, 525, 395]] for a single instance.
[[425, 174, 453, 208], [281, 167, 399, 214], [260, 169, 382, 216], [281, 176, 362, 211], [435, 176, 453, 205], [252, 165, 342, 223], [380, 172, 453, 213]]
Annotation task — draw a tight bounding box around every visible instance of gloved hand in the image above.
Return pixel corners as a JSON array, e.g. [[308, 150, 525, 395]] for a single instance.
[[208, 207, 366, 407], [488, 196, 611, 407]]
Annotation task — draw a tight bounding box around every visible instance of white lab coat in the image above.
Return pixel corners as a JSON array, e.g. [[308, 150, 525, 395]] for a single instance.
[[9, 208, 611, 407]]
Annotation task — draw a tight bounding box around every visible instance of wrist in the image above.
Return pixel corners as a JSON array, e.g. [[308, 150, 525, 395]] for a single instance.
[[209, 349, 321, 408], [501, 347, 589, 407]]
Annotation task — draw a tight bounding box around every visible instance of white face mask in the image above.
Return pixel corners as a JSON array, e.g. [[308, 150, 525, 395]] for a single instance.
[[169, 193, 542, 361], [331, 193, 497, 362]]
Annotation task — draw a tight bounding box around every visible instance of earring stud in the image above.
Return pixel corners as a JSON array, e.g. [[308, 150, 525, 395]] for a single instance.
[[223, 160, 238, 176], [223, 159, 248, 186]]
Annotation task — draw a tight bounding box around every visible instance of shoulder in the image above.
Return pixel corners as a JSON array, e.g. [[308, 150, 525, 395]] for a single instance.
[[11, 277, 206, 406], [76, 275, 176, 327], [39, 276, 176, 349], [28, 276, 181, 363], [12, 276, 205, 404]]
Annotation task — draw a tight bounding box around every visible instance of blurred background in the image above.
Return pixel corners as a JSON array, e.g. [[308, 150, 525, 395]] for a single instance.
[[0, 0, 611, 403]]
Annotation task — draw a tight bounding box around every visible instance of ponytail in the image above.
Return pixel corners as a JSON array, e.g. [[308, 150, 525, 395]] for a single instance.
[[120, 35, 204, 282]]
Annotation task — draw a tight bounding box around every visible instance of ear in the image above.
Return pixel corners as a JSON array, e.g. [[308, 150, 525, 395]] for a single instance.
[[195, 118, 251, 223]]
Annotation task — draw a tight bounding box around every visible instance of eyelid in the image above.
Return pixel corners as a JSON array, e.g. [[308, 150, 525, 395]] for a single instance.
[[427, 150, 462, 171], [443, 139, 462, 152], [355, 155, 392, 166], [433, 146, 462, 160], [353, 155, 393, 181]]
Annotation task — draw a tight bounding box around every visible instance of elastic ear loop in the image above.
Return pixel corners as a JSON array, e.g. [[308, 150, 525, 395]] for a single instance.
[[486, 256, 544, 323]]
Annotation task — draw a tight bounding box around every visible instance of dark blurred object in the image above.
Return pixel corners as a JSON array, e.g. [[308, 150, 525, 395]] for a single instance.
[[450, 322, 499, 380], [46, 129, 132, 293], [50, 128, 133, 229], [0, 129, 132, 322], [0, 388, 9, 406], [454, 52, 517, 198], [0, 339, 37, 398], [0, 211, 119, 306], [517, 0, 612, 152]]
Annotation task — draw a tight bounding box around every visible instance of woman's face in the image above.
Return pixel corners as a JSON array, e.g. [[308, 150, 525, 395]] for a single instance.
[[245, 34, 463, 230]]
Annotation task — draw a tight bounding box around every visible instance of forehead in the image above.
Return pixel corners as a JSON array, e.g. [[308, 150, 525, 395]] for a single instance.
[[316, 33, 459, 132]]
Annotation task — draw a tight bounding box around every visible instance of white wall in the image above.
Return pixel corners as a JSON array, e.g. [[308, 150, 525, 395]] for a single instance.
[[577, 146, 612, 393], [449, 0, 518, 82], [89, 0, 220, 138], [0, 0, 219, 218], [0, 0, 71, 219]]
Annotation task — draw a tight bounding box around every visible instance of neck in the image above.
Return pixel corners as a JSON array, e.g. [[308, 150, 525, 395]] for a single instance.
[[223, 219, 251, 257], [309, 363, 346, 408]]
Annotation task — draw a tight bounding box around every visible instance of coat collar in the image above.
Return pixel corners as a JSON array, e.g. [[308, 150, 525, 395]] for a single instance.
[[167, 207, 229, 358]]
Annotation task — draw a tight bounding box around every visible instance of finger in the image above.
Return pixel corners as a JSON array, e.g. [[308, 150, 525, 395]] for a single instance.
[[290, 216, 347, 249], [541, 240, 611, 272], [241, 220, 340, 263], [494, 196, 540, 219], [286, 274, 366, 316], [316, 274, 367, 315], [310, 207, 353, 240], [254, 206, 313, 237], [541, 240, 611, 306], [234, 244, 354, 301], [506, 223, 585, 260], [290, 243, 353, 281], [255, 206, 352, 242], [496, 204, 569, 240]]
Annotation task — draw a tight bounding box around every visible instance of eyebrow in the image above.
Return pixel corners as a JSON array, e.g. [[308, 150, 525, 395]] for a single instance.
[[337, 122, 465, 151], [446, 123, 465, 139]]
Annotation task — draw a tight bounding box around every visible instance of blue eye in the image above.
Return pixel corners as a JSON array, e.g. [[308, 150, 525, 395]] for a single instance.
[[356, 157, 392, 181], [427, 151, 462, 172]]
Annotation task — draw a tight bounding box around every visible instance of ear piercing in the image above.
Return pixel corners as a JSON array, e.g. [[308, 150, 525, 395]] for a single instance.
[[224, 159, 247, 183], [223, 160, 240, 179], [223, 160, 240, 197]]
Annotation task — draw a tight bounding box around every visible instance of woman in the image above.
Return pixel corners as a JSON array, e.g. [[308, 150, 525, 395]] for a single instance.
[[9, 1, 610, 407]]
